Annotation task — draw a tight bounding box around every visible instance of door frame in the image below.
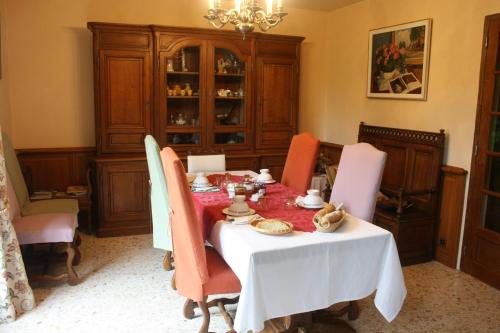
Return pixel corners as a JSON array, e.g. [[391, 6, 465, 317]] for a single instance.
[[461, 13, 500, 289]]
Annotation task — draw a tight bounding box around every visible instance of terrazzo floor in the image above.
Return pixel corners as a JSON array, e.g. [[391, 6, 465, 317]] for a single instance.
[[3, 233, 500, 333]]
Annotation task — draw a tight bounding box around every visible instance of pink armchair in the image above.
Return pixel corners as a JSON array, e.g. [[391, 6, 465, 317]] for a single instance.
[[7, 173, 80, 285], [160, 147, 240, 333]]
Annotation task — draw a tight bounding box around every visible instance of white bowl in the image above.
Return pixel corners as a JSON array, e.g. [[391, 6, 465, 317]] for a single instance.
[[303, 189, 323, 206], [257, 169, 273, 182], [229, 195, 249, 213]]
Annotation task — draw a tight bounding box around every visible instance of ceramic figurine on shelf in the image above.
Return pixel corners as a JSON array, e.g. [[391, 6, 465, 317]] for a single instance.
[[167, 59, 174, 72], [181, 49, 188, 72], [217, 57, 225, 74], [176, 113, 186, 125], [185, 83, 193, 96]]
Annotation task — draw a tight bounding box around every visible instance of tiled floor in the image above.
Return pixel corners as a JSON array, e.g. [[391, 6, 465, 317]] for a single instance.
[[4, 234, 500, 333]]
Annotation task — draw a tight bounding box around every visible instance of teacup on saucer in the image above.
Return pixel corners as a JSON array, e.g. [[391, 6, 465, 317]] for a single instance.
[[303, 189, 323, 206], [193, 172, 210, 187], [256, 169, 273, 182], [229, 195, 249, 214]]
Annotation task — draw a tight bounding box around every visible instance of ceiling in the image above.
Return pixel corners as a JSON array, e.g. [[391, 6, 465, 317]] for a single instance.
[[282, 0, 363, 11]]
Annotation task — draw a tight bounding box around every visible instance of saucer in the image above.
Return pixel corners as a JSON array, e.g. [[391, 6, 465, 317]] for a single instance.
[[297, 201, 325, 209], [222, 208, 256, 217], [255, 179, 276, 184], [192, 182, 212, 188]]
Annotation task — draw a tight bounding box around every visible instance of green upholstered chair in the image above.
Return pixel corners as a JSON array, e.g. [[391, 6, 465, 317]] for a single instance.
[[2, 132, 79, 217], [144, 135, 173, 270]]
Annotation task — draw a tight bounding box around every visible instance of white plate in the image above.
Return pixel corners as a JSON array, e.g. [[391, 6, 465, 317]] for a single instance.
[[297, 201, 325, 209], [222, 208, 256, 217]]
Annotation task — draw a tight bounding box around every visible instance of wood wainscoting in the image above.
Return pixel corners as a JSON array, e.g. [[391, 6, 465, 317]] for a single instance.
[[16, 147, 96, 192], [435, 166, 468, 269]]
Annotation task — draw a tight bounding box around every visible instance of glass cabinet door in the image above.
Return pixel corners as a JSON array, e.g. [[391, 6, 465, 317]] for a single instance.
[[210, 47, 250, 148], [161, 44, 203, 147]]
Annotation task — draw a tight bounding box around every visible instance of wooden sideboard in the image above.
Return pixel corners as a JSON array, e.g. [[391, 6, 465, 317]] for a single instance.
[[88, 22, 304, 236]]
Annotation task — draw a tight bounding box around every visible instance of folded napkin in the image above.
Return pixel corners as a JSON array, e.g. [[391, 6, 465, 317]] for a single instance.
[[227, 214, 262, 225], [191, 187, 220, 193]]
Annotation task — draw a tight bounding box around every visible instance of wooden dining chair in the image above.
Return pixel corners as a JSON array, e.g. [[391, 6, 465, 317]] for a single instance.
[[160, 147, 240, 333], [281, 132, 320, 194], [7, 173, 80, 285], [187, 154, 226, 173], [144, 135, 173, 270]]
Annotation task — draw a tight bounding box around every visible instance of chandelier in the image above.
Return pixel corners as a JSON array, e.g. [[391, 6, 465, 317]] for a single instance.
[[205, 0, 287, 38]]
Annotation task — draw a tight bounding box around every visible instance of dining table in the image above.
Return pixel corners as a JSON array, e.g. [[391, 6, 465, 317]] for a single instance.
[[191, 170, 407, 333]]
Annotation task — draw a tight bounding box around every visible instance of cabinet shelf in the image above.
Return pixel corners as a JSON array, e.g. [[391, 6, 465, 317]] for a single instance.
[[166, 71, 199, 75], [215, 73, 245, 77], [167, 96, 199, 100], [165, 126, 201, 131], [214, 96, 244, 100]]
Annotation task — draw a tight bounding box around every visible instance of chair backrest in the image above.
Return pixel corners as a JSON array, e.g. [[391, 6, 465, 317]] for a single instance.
[[281, 132, 320, 194], [2, 132, 30, 210], [6, 172, 21, 219], [187, 154, 226, 173], [160, 147, 209, 302], [330, 143, 387, 222], [144, 135, 172, 251]]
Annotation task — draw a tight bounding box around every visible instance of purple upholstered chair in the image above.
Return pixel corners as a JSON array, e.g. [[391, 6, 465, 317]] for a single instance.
[[329, 142, 387, 222], [7, 173, 80, 285]]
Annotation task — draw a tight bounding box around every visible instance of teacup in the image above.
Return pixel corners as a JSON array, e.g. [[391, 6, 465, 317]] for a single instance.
[[303, 189, 323, 206], [229, 195, 249, 213], [193, 172, 209, 187], [256, 169, 273, 182]]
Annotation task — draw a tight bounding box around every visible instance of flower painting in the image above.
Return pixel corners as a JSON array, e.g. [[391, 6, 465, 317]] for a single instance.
[[367, 19, 432, 100]]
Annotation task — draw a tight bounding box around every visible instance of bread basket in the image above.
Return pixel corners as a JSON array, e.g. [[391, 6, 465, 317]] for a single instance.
[[312, 203, 346, 233]]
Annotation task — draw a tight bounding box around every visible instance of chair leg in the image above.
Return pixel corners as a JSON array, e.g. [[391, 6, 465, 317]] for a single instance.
[[66, 242, 80, 285], [72, 232, 82, 266], [183, 298, 195, 319], [197, 298, 210, 333], [217, 301, 234, 332], [171, 271, 176, 290], [163, 250, 174, 270]]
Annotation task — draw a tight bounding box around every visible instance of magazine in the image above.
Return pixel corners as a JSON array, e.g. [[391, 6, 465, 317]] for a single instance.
[[388, 72, 422, 94]]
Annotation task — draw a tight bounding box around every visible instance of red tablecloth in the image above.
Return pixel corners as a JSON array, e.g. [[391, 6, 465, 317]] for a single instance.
[[193, 174, 318, 240]]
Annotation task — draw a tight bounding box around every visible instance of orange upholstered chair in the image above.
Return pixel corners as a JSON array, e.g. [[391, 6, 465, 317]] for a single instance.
[[160, 147, 240, 333], [281, 132, 320, 194]]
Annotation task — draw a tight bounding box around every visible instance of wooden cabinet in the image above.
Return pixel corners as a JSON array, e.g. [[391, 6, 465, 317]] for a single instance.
[[90, 24, 153, 154], [88, 23, 303, 236], [95, 158, 151, 236]]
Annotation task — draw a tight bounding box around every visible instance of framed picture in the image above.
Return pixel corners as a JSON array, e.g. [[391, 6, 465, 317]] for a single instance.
[[367, 19, 432, 100]]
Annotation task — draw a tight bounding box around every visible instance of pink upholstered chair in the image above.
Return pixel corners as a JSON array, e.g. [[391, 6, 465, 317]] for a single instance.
[[329, 142, 387, 222], [281, 132, 320, 194], [160, 147, 240, 333], [7, 173, 80, 285], [312, 143, 387, 329]]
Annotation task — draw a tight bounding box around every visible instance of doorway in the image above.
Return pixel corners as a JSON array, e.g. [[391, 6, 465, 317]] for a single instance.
[[462, 14, 500, 289]]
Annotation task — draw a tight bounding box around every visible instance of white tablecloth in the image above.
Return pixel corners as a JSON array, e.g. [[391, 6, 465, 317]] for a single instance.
[[209, 214, 407, 333]]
